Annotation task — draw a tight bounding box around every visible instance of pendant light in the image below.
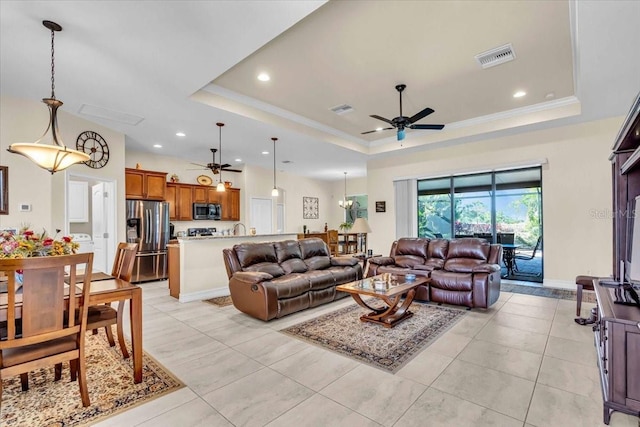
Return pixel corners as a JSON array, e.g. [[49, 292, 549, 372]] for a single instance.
[[7, 20, 90, 173], [338, 172, 353, 208], [271, 137, 279, 197], [215, 122, 226, 192]]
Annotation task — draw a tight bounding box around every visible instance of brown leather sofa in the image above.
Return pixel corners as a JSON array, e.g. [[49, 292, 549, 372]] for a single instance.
[[223, 238, 362, 321], [367, 237, 502, 309]]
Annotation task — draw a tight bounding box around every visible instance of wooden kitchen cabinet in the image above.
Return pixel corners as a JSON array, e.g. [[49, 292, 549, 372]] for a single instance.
[[193, 186, 208, 203], [125, 168, 167, 200], [221, 188, 240, 221], [166, 183, 193, 221]]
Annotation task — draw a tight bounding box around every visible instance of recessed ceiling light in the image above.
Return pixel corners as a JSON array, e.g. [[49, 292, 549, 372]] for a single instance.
[[235, 158, 242, 162], [513, 91, 526, 98], [176, 132, 186, 137], [257, 73, 270, 82], [153, 144, 162, 148], [375, 127, 383, 132], [262, 151, 269, 155]]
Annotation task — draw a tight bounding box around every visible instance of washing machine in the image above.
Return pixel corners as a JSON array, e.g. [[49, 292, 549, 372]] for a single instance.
[[70, 233, 94, 253]]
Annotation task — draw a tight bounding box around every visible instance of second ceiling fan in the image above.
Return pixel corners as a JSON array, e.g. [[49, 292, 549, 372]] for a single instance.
[[362, 84, 444, 141]]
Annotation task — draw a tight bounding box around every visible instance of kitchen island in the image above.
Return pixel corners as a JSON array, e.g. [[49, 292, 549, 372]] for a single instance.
[[168, 233, 298, 302]]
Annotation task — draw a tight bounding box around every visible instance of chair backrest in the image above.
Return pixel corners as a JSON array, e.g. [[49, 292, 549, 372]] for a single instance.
[[111, 242, 138, 281], [0, 253, 93, 345], [531, 236, 542, 255], [327, 230, 339, 256]]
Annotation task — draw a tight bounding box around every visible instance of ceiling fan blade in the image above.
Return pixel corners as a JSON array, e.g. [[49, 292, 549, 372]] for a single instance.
[[408, 107, 435, 124], [361, 127, 394, 135], [220, 163, 232, 169], [370, 115, 394, 126], [221, 168, 243, 173], [190, 162, 207, 167], [410, 124, 445, 130]]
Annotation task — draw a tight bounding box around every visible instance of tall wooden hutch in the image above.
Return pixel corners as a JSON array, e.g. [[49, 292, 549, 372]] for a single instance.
[[596, 91, 640, 424]]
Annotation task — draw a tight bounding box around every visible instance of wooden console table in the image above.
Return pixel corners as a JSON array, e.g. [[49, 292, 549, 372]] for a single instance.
[[593, 280, 640, 424]]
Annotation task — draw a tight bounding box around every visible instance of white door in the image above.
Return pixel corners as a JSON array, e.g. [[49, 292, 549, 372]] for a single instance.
[[250, 197, 273, 234], [92, 183, 107, 273]]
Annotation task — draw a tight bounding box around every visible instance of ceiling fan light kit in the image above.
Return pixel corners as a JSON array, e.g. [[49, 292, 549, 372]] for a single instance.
[[8, 20, 90, 173], [216, 122, 226, 192], [362, 84, 444, 142]]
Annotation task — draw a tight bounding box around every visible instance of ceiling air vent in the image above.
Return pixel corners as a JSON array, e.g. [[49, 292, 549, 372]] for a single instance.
[[474, 43, 516, 69], [330, 104, 354, 115]]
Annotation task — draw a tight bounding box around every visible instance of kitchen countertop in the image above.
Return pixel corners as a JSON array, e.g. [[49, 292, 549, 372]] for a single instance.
[[176, 233, 297, 241]]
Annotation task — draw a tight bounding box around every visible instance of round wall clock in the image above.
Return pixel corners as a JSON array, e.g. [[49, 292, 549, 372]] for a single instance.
[[76, 131, 109, 169]]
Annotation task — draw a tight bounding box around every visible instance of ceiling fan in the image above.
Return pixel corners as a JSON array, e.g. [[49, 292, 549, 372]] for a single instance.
[[362, 84, 444, 141], [190, 148, 242, 174]]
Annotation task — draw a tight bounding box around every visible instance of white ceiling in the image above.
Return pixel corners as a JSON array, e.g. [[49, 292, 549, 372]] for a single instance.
[[1, 1, 639, 181]]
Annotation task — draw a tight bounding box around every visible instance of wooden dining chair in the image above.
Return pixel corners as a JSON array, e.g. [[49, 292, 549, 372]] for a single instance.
[[87, 242, 137, 358], [0, 253, 94, 406]]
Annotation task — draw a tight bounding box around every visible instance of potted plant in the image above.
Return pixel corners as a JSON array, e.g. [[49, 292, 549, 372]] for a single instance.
[[339, 221, 352, 232]]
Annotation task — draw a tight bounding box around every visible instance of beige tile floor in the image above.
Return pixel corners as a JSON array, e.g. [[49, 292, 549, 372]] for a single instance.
[[94, 282, 639, 427]]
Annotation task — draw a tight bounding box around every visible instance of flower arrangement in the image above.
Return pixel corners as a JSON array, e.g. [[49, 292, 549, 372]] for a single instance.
[[0, 227, 79, 259]]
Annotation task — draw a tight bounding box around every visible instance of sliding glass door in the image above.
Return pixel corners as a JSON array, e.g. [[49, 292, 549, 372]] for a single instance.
[[417, 167, 542, 282]]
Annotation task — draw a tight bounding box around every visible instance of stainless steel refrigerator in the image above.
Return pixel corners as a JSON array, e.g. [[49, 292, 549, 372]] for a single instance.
[[126, 200, 169, 283]]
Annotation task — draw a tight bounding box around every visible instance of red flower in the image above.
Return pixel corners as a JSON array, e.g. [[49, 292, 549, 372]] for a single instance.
[[63, 236, 72, 243], [23, 230, 34, 237], [43, 238, 54, 246]]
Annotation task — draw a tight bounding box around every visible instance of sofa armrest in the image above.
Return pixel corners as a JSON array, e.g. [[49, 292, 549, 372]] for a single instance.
[[472, 264, 501, 273], [414, 264, 441, 271], [231, 271, 273, 284], [331, 257, 360, 267], [368, 256, 395, 266]]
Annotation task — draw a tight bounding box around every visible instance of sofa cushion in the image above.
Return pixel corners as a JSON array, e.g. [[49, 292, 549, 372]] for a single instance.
[[244, 262, 285, 278], [305, 270, 335, 291], [444, 238, 491, 273], [430, 270, 473, 291], [280, 258, 308, 274], [427, 239, 449, 261], [327, 266, 360, 284], [269, 274, 310, 299], [305, 256, 331, 270], [235, 242, 278, 268], [275, 240, 303, 263], [299, 238, 330, 258]]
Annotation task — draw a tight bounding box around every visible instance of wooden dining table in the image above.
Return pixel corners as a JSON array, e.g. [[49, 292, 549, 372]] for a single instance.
[[0, 273, 143, 384]]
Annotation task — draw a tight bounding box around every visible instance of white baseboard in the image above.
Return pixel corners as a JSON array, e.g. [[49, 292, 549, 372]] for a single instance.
[[179, 287, 230, 303]]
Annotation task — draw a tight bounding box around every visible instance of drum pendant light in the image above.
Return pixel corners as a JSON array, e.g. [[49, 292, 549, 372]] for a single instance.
[[7, 20, 90, 173]]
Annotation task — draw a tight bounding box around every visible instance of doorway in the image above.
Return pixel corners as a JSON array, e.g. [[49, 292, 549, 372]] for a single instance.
[[66, 173, 117, 273], [250, 197, 273, 234]]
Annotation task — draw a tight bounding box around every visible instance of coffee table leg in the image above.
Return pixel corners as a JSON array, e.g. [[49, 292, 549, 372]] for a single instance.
[[351, 290, 416, 328]]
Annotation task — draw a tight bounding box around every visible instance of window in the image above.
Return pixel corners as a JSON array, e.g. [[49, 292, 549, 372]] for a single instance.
[[418, 167, 542, 281]]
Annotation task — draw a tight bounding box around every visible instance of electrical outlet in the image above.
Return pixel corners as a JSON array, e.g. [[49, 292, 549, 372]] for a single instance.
[[19, 204, 31, 212]]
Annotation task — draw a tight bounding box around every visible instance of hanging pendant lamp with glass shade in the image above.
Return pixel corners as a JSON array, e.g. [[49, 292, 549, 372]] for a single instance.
[[7, 20, 90, 174], [338, 172, 353, 208], [215, 122, 226, 192], [271, 137, 279, 197]]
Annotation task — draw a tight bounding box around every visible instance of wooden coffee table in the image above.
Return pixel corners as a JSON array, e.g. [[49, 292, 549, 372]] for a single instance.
[[336, 274, 428, 328]]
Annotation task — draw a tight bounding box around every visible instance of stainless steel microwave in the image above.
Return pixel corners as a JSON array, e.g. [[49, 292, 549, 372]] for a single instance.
[[193, 203, 221, 220]]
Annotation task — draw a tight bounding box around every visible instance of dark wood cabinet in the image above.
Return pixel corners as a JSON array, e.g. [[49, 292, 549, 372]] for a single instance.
[[220, 188, 240, 221], [594, 281, 640, 424], [599, 92, 640, 424], [125, 168, 167, 200]]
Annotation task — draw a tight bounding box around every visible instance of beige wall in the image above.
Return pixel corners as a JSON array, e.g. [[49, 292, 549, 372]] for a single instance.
[[366, 117, 621, 285], [0, 96, 126, 243]]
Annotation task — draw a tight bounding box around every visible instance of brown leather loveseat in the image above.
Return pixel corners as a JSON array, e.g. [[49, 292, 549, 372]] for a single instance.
[[367, 237, 502, 309], [223, 238, 362, 321]]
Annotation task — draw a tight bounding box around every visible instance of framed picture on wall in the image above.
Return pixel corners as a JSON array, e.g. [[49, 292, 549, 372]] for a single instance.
[[376, 201, 386, 213], [303, 196, 319, 219]]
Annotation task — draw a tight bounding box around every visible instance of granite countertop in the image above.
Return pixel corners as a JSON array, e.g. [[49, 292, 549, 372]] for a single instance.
[[177, 233, 297, 241]]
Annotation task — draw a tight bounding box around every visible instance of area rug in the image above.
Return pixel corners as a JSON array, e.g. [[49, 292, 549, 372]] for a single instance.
[[1, 330, 184, 426], [280, 301, 466, 373], [203, 295, 234, 307], [501, 282, 596, 303]]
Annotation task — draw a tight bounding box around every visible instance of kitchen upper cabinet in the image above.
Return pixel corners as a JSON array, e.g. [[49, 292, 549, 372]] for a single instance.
[[206, 188, 221, 205], [125, 168, 167, 200], [166, 183, 193, 221], [221, 188, 240, 221], [193, 186, 208, 203]]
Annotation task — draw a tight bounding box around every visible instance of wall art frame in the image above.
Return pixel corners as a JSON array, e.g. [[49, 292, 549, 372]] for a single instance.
[[303, 196, 319, 219]]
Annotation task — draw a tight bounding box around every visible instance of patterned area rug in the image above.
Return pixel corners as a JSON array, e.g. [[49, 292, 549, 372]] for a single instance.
[[1, 330, 184, 426], [280, 302, 466, 373], [501, 283, 596, 303], [203, 295, 234, 307]]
